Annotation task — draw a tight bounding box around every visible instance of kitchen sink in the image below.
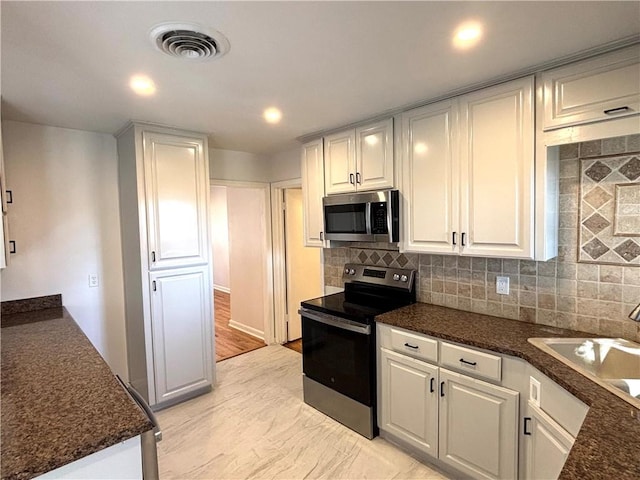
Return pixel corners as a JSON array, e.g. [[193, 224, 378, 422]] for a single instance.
[[529, 337, 640, 409]]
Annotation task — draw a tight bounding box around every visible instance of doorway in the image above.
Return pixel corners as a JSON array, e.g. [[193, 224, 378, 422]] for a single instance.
[[271, 180, 323, 349], [210, 182, 273, 361]]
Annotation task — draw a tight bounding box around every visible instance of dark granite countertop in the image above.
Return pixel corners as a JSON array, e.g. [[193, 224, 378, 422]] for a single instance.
[[376, 302, 640, 479], [1, 305, 153, 480]]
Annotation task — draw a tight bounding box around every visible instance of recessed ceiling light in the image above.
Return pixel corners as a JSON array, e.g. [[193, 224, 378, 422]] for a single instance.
[[453, 21, 483, 50], [263, 107, 282, 124], [129, 75, 156, 96]]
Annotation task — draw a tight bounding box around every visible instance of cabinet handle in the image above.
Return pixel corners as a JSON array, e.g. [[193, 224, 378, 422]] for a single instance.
[[152, 280, 157, 292], [440, 381, 445, 397], [9, 240, 16, 254], [452, 231, 457, 246], [151, 251, 156, 262], [524, 417, 532, 435], [356, 172, 361, 184], [6, 190, 13, 204], [461, 232, 466, 246], [430, 377, 435, 393], [603, 106, 630, 115], [404, 342, 419, 349], [349, 173, 355, 185], [320, 231, 324, 241], [460, 358, 477, 366]]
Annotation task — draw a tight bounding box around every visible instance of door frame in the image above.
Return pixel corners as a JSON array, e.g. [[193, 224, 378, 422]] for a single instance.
[[210, 179, 275, 344], [271, 179, 325, 344]]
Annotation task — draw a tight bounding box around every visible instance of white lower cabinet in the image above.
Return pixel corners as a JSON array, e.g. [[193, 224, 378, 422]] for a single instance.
[[378, 324, 520, 479], [150, 266, 213, 404], [439, 369, 519, 480], [380, 349, 439, 456], [380, 342, 519, 480], [522, 403, 575, 480]]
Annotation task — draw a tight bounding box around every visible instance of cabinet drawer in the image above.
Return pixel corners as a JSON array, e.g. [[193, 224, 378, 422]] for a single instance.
[[390, 328, 438, 362], [440, 342, 502, 382]]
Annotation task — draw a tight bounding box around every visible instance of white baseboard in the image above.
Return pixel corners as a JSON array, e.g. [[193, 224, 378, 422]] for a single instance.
[[214, 285, 231, 294], [229, 319, 264, 340]]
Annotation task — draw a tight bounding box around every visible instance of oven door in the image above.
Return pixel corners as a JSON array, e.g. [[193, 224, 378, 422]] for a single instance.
[[300, 308, 374, 406]]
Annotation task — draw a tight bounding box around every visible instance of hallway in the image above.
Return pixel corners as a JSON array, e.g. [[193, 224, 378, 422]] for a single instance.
[[214, 290, 266, 362]]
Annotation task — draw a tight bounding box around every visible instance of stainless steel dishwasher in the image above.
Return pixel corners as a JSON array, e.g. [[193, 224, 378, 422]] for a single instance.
[[117, 376, 162, 480]]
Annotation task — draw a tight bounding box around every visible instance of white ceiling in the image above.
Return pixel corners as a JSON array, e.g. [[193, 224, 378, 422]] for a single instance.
[[2, 1, 639, 155]]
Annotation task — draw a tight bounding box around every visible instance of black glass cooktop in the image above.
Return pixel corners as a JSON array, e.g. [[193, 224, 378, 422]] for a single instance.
[[301, 291, 412, 324]]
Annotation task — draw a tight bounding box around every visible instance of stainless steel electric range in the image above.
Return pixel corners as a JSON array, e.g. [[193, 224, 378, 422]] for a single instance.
[[299, 263, 416, 439]]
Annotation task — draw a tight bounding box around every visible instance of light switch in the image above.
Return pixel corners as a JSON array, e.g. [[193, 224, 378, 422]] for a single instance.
[[89, 274, 99, 288]]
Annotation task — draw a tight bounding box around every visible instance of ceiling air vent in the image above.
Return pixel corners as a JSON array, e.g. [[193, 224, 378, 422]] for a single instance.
[[150, 22, 230, 61]]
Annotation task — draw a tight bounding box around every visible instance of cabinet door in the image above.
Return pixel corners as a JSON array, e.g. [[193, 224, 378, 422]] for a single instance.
[[459, 76, 534, 259], [150, 266, 213, 405], [542, 45, 640, 130], [324, 130, 356, 195], [439, 368, 519, 480], [143, 131, 209, 269], [356, 118, 394, 191], [301, 139, 325, 247], [523, 403, 575, 480], [379, 348, 439, 456], [400, 100, 458, 254]]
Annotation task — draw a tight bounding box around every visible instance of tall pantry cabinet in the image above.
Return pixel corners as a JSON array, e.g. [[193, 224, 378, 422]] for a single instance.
[[117, 122, 214, 409]]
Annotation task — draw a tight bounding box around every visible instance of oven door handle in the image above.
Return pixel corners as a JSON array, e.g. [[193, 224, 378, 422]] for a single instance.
[[298, 308, 371, 335]]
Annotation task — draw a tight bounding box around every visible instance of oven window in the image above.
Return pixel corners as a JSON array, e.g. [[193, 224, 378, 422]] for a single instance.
[[302, 315, 373, 406], [324, 204, 367, 234]]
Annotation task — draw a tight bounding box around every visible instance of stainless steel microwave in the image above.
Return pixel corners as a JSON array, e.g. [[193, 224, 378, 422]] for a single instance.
[[322, 190, 399, 243]]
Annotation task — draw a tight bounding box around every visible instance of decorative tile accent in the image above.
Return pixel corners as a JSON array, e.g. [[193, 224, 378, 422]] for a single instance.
[[579, 154, 640, 266], [358, 251, 368, 263], [583, 186, 612, 209], [619, 156, 640, 181], [369, 251, 380, 264], [582, 213, 610, 234], [382, 252, 393, 266], [584, 161, 612, 182], [614, 240, 640, 262]]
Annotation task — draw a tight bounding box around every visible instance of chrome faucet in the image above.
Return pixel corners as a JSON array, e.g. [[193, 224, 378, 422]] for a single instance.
[[630, 303, 640, 322]]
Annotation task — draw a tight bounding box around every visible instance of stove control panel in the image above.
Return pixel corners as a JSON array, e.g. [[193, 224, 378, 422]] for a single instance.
[[342, 263, 416, 291]]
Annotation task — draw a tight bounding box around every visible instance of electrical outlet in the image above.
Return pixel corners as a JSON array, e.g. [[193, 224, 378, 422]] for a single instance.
[[496, 276, 509, 295], [88, 274, 99, 288]]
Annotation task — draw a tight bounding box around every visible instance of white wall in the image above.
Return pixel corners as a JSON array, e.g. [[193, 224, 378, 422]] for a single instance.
[[268, 146, 301, 182], [227, 186, 268, 338], [1, 121, 128, 378], [209, 148, 271, 182], [210, 185, 230, 292]]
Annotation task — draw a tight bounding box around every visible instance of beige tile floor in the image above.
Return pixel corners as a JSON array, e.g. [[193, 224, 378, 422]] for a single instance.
[[156, 345, 449, 479]]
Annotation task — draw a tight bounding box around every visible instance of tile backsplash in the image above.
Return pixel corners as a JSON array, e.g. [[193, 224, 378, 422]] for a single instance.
[[324, 134, 640, 343]]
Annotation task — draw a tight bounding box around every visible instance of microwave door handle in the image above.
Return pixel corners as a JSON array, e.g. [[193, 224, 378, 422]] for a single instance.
[[365, 202, 372, 235]]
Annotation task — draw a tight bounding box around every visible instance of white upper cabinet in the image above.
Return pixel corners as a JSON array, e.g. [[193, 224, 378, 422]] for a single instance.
[[324, 130, 356, 195], [301, 139, 325, 247], [324, 118, 394, 194], [542, 45, 640, 130], [143, 131, 209, 269], [355, 118, 394, 191], [401, 99, 458, 254], [459, 76, 534, 258], [401, 76, 534, 259]]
